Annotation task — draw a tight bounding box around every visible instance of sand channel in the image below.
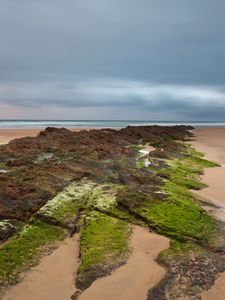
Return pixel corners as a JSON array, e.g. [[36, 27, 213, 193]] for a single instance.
[[79, 226, 169, 300], [2, 235, 80, 300], [191, 128, 225, 300]]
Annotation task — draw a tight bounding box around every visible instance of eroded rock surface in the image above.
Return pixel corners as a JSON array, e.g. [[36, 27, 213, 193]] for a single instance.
[[2, 125, 225, 300], [0, 126, 192, 221]]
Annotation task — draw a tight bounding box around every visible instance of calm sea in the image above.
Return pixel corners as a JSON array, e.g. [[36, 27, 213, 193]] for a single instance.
[[0, 120, 225, 129]]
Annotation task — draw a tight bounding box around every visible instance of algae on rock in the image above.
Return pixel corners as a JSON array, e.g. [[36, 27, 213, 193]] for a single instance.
[[76, 210, 131, 290]]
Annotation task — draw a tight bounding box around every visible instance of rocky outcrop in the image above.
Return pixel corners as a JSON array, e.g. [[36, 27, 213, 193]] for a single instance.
[[0, 126, 192, 221]]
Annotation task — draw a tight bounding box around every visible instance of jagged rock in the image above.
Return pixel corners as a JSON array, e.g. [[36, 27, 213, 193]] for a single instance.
[[0, 125, 192, 221]]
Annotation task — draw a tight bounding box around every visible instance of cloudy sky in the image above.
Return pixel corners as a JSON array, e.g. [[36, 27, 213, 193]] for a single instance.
[[0, 0, 225, 120]]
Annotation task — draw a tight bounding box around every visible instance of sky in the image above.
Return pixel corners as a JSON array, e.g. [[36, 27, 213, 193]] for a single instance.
[[0, 0, 225, 120]]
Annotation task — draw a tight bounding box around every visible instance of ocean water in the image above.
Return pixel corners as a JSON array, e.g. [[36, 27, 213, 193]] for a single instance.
[[0, 120, 225, 129]]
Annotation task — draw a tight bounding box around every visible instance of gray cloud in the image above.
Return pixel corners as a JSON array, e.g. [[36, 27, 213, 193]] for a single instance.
[[0, 79, 225, 120], [0, 0, 225, 119]]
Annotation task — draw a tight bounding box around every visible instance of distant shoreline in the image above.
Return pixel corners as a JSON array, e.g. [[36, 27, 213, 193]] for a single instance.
[[0, 128, 92, 145], [1, 126, 225, 145], [0, 120, 225, 130]]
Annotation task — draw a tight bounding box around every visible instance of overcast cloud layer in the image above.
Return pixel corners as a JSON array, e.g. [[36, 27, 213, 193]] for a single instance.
[[0, 0, 225, 120]]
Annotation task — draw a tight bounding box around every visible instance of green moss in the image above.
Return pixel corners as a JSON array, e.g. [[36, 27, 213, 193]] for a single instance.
[[78, 211, 131, 274], [108, 206, 145, 225], [138, 180, 218, 241], [38, 179, 124, 226], [34, 152, 54, 163], [38, 180, 96, 223], [135, 145, 220, 243], [126, 144, 143, 151], [0, 219, 65, 286], [87, 184, 118, 211], [159, 239, 203, 261], [166, 151, 218, 190], [0, 162, 7, 169], [136, 157, 145, 169]]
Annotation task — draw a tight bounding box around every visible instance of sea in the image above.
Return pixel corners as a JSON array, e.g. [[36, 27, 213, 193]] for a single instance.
[[0, 120, 225, 129]]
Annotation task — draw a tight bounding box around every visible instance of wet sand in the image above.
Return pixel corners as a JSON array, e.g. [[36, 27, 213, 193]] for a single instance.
[[191, 128, 225, 299], [194, 168, 225, 222], [1, 227, 169, 300], [2, 236, 80, 300], [192, 128, 225, 221], [79, 226, 169, 300], [0, 129, 41, 145], [191, 128, 225, 164]]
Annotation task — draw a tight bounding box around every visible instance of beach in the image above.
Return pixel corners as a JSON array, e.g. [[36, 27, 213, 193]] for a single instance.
[[191, 128, 225, 299], [79, 226, 169, 300], [191, 127, 225, 164], [0, 129, 41, 145], [2, 236, 80, 300], [0, 126, 171, 300], [2, 227, 169, 300], [1, 126, 225, 299]]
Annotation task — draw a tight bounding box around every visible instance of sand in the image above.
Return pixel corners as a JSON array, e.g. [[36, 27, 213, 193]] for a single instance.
[[192, 128, 225, 222], [191, 128, 225, 300], [2, 236, 80, 300], [0, 129, 41, 145], [194, 168, 225, 222], [79, 226, 169, 300], [191, 128, 225, 164], [1, 227, 169, 300]]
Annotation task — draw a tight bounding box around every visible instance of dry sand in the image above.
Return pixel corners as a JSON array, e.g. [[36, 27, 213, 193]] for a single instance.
[[192, 128, 225, 221], [194, 168, 225, 222], [0, 129, 41, 145], [79, 226, 169, 300], [191, 128, 225, 164], [2, 236, 80, 300], [191, 128, 225, 300]]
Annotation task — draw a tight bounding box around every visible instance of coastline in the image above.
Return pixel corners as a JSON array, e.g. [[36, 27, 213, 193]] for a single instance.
[[1, 125, 225, 146], [0, 128, 96, 145], [2, 236, 80, 300], [191, 127, 225, 164], [1, 128, 225, 299], [0, 128, 41, 145], [2, 227, 169, 300], [190, 128, 225, 299]]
